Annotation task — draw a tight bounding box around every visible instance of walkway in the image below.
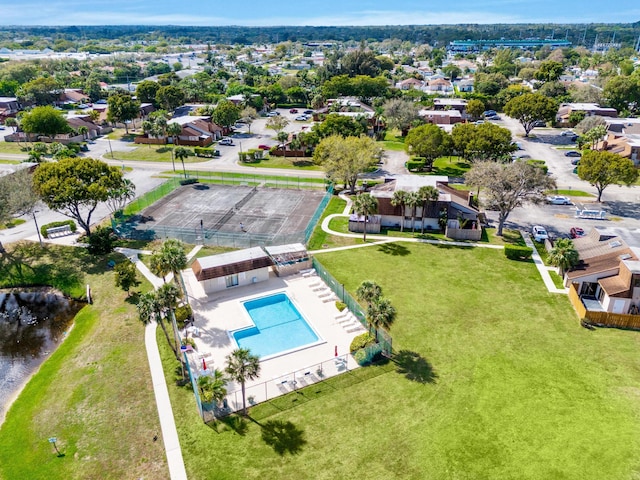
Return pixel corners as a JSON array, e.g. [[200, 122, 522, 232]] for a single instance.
[[115, 247, 190, 480], [519, 231, 569, 295]]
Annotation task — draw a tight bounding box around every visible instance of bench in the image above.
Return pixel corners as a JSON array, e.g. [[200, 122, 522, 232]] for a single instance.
[[46, 225, 73, 238]]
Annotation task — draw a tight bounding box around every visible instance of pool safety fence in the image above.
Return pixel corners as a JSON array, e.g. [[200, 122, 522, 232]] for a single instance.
[[311, 257, 393, 356], [186, 352, 357, 421], [183, 171, 332, 191]]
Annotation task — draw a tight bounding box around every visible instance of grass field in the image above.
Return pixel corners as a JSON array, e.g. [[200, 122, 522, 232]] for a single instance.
[[307, 197, 360, 250], [547, 189, 594, 197], [110, 145, 207, 163], [0, 243, 166, 480], [428, 156, 471, 177], [0, 142, 29, 154], [240, 156, 322, 171], [159, 242, 640, 479], [0, 218, 26, 230]]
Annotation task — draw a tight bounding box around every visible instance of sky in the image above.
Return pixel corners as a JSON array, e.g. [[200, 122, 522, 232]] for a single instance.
[[1, 0, 639, 26]]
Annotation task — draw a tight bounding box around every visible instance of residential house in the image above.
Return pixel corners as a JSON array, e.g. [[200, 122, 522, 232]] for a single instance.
[[418, 109, 462, 125], [192, 247, 273, 293], [0, 97, 20, 122], [66, 115, 102, 139], [424, 78, 454, 94], [395, 78, 424, 90], [57, 88, 90, 107], [598, 119, 640, 165], [169, 116, 224, 145], [556, 103, 617, 125], [566, 227, 640, 314], [433, 98, 468, 114], [454, 78, 474, 93], [358, 175, 480, 238]]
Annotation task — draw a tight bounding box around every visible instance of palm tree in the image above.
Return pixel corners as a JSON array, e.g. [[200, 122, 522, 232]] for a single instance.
[[166, 122, 182, 172], [548, 238, 580, 277], [198, 369, 227, 406], [391, 190, 408, 232], [417, 186, 440, 233], [174, 146, 190, 179], [156, 283, 182, 361], [356, 280, 382, 309], [352, 193, 378, 242], [136, 291, 178, 359], [405, 192, 419, 233], [77, 125, 89, 140], [159, 239, 188, 294], [366, 298, 397, 341], [225, 348, 261, 416], [149, 252, 168, 283]]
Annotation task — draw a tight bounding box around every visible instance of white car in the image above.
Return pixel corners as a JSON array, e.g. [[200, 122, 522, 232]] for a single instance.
[[546, 195, 572, 205], [218, 138, 234, 146], [532, 225, 549, 242], [295, 114, 309, 121]]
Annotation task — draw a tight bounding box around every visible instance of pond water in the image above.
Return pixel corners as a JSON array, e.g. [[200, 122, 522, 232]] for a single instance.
[[0, 289, 84, 422]]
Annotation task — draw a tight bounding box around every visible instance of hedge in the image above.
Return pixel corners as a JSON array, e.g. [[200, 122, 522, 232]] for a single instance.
[[406, 157, 426, 171], [350, 332, 375, 352], [504, 245, 534, 260], [179, 178, 198, 185], [194, 147, 216, 157], [41, 220, 76, 238]]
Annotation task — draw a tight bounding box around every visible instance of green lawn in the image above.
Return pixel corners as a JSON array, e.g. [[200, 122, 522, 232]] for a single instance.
[[307, 197, 360, 250], [0, 142, 29, 154], [0, 218, 26, 230], [0, 243, 166, 480], [240, 156, 322, 171], [159, 242, 640, 479], [427, 156, 471, 177], [110, 146, 208, 163], [379, 140, 406, 151], [547, 189, 594, 197]]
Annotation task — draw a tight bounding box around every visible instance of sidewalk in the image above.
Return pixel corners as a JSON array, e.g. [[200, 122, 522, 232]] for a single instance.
[[116, 247, 189, 480], [520, 231, 569, 295]]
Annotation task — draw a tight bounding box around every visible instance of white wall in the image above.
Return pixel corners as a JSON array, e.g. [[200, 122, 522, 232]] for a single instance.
[[200, 267, 270, 294]]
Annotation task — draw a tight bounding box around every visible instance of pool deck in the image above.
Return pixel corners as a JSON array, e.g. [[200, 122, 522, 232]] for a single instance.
[[182, 268, 364, 412]]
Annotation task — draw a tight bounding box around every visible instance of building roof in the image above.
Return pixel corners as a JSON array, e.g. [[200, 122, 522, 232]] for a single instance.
[[571, 227, 630, 260], [192, 247, 272, 281], [598, 275, 630, 296], [566, 249, 632, 280], [433, 98, 467, 106], [418, 109, 462, 118], [264, 243, 307, 256]]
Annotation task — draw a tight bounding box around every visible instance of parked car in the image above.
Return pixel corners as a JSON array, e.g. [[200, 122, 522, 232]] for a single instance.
[[486, 115, 501, 120], [266, 111, 280, 117], [570, 227, 585, 239], [532, 225, 549, 242], [560, 130, 574, 136], [218, 138, 234, 145], [258, 144, 271, 150], [295, 114, 310, 121], [0, 125, 5, 130], [546, 195, 572, 205], [304, 109, 314, 114], [571, 158, 580, 165], [532, 120, 547, 127], [565, 151, 581, 157], [289, 108, 298, 114], [213, 149, 221, 157], [474, 120, 485, 125], [483, 110, 497, 117]]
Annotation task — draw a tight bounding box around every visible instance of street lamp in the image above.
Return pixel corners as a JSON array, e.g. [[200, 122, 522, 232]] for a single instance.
[[32, 210, 43, 247], [107, 138, 114, 159]]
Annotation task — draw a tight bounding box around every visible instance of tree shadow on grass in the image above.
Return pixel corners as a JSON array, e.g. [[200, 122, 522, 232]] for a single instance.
[[392, 350, 438, 384], [218, 414, 249, 436], [376, 243, 410, 256], [260, 419, 306, 455]]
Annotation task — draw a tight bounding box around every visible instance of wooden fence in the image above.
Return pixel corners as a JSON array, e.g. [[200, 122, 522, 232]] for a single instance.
[[445, 226, 482, 241], [569, 283, 640, 330]]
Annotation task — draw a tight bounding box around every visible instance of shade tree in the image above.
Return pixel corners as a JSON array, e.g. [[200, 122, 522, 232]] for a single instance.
[[503, 93, 557, 137], [577, 150, 638, 202]]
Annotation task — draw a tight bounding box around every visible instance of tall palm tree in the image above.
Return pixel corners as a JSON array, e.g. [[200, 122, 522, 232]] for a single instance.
[[225, 348, 261, 416], [174, 146, 190, 179], [149, 252, 168, 283], [352, 193, 378, 242], [356, 280, 383, 309], [156, 283, 182, 360], [166, 122, 182, 172], [77, 125, 89, 140], [548, 238, 580, 277], [417, 186, 440, 234], [198, 368, 227, 406], [405, 192, 419, 233], [136, 291, 178, 358], [159, 239, 187, 292], [391, 190, 408, 232], [366, 298, 397, 341]]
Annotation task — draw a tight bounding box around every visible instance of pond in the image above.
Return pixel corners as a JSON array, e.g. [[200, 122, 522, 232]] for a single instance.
[[0, 289, 84, 422]]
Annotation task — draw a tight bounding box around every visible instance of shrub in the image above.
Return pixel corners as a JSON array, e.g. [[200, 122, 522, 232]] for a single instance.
[[194, 147, 215, 157], [504, 245, 534, 260], [175, 304, 193, 326], [354, 348, 368, 366], [179, 178, 198, 185], [86, 226, 116, 255], [41, 220, 76, 238], [335, 301, 347, 312], [349, 332, 375, 352], [406, 157, 426, 171]]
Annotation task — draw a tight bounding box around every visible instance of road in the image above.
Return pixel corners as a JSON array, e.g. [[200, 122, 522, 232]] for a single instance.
[[487, 115, 640, 238]]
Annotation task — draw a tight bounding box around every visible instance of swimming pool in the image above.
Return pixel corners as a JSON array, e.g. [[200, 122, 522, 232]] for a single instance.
[[232, 293, 320, 358]]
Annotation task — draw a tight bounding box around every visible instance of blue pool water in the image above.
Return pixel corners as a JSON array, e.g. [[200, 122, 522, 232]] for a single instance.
[[233, 293, 319, 358]]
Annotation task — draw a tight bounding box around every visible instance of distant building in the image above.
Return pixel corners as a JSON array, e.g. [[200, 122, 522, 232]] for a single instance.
[[449, 39, 571, 53]]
